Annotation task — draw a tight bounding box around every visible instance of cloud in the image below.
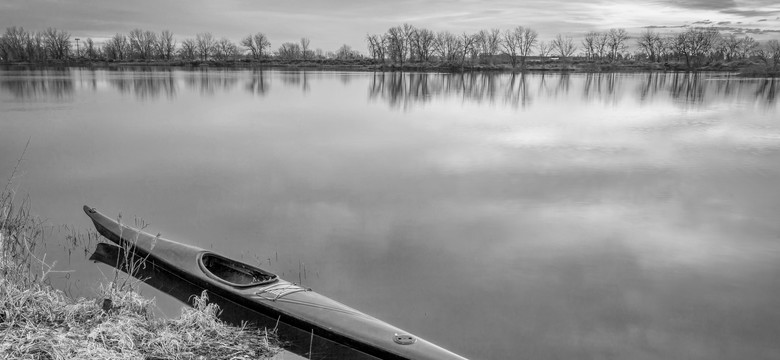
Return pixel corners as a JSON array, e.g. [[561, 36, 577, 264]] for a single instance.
[[645, 25, 689, 29], [745, 28, 780, 33], [694, 26, 780, 34], [655, 0, 738, 11], [721, 8, 780, 17], [654, 0, 780, 18], [643, 23, 780, 35]]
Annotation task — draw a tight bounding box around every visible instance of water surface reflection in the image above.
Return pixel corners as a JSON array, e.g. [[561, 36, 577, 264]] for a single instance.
[[1, 68, 779, 360], [0, 68, 75, 99], [368, 72, 778, 109], [1, 68, 777, 108], [108, 69, 177, 100]]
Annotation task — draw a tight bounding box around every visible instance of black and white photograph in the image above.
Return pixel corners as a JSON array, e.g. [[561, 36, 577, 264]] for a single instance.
[[1, 1, 779, 359]]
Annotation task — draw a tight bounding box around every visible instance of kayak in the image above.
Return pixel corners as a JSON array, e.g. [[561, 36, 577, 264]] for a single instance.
[[83, 205, 468, 360]]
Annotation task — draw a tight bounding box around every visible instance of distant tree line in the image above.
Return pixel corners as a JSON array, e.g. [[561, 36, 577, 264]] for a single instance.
[[634, 28, 780, 68], [367, 24, 780, 70], [1, 25, 779, 70], [0, 26, 362, 63], [0, 27, 72, 62]]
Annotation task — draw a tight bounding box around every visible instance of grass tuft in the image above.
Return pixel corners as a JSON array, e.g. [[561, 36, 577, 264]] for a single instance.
[[1, 159, 281, 359]]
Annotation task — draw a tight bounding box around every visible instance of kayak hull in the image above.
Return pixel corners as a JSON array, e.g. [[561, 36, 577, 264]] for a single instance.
[[90, 243, 386, 359], [84, 206, 468, 360]]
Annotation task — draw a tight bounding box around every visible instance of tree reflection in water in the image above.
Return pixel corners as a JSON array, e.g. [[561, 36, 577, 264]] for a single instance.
[[108, 68, 177, 100], [0, 68, 75, 99], [0, 69, 777, 108], [180, 69, 239, 96], [246, 69, 269, 95], [278, 71, 310, 93], [367, 71, 778, 109]]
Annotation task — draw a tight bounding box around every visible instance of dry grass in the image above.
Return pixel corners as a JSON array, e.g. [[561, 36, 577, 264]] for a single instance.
[[1, 278, 281, 359], [1, 155, 281, 359]]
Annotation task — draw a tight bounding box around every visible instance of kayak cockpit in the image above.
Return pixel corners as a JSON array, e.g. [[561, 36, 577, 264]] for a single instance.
[[199, 253, 278, 287]]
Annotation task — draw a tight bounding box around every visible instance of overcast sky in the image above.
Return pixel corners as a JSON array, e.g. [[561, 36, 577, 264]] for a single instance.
[[1, 0, 779, 53]]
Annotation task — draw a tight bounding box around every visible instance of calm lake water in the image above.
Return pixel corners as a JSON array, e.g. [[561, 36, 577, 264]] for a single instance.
[[1, 68, 779, 360]]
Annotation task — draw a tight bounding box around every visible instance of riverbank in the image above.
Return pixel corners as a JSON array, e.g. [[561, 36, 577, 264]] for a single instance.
[[3, 57, 778, 76], [0, 183, 282, 359]]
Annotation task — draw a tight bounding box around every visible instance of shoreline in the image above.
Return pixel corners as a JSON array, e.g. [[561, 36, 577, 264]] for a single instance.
[[0, 189, 282, 359], [3, 58, 778, 76]]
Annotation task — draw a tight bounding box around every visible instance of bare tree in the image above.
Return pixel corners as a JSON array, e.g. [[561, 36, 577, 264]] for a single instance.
[[695, 29, 719, 63], [385, 26, 408, 64], [517, 27, 538, 67], [607, 28, 630, 60], [179, 38, 197, 60], [637, 29, 661, 62], [502, 26, 537, 68], [103, 33, 129, 60], [538, 41, 551, 57], [2, 27, 29, 61], [673, 28, 718, 67], [485, 28, 501, 64], [652, 33, 666, 61], [552, 34, 577, 59], [501, 29, 521, 67], [476, 28, 501, 64], [659, 35, 675, 61], [43, 27, 70, 60], [582, 31, 599, 60], [300, 37, 310, 60], [128, 28, 157, 60], [214, 38, 238, 60], [277, 42, 301, 59], [336, 44, 359, 59], [402, 24, 415, 61], [366, 33, 386, 62], [157, 30, 176, 60], [477, 29, 489, 63], [767, 39, 780, 69], [226, 40, 240, 59], [433, 31, 459, 61], [738, 36, 759, 58], [719, 34, 741, 61], [84, 38, 96, 59], [242, 32, 271, 59], [241, 34, 258, 58], [412, 28, 436, 62], [28, 31, 47, 61], [460, 32, 478, 64], [254, 33, 271, 58], [753, 43, 771, 66], [195, 32, 215, 61], [596, 32, 609, 59], [699, 29, 720, 61], [673, 31, 694, 67]]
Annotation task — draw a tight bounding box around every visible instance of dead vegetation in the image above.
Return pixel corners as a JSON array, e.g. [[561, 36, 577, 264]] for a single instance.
[[1, 152, 281, 359]]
